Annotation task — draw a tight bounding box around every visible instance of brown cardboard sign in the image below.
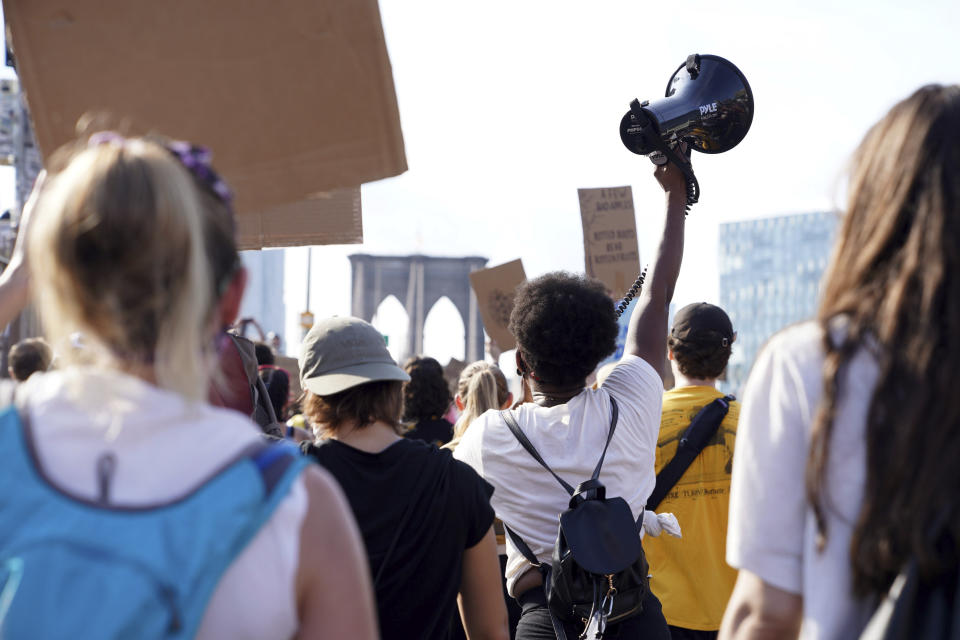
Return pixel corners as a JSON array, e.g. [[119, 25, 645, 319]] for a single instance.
[[469, 259, 526, 351], [237, 187, 362, 250], [578, 186, 641, 296], [4, 0, 406, 248]]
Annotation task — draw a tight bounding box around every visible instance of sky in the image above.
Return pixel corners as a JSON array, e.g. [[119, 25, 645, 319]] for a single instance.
[[277, 0, 960, 363]]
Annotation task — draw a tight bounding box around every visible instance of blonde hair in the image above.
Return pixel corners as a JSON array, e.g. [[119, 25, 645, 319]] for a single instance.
[[28, 136, 233, 400], [453, 361, 509, 439]]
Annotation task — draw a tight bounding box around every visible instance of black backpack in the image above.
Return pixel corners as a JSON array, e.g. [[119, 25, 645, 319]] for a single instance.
[[500, 397, 650, 639], [859, 514, 960, 640]]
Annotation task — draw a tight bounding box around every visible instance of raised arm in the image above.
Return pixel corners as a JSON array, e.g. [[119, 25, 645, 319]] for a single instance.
[[0, 258, 30, 333], [623, 159, 689, 376], [0, 172, 45, 332]]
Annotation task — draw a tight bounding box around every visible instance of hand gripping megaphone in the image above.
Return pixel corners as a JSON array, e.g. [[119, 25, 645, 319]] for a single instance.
[[619, 54, 754, 208]]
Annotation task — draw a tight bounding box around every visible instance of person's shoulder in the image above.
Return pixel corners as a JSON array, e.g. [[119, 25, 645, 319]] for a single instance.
[[298, 462, 360, 548], [455, 408, 499, 448], [394, 436, 489, 491], [445, 450, 494, 515], [386, 435, 460, 468], [300, 462, 341, 500], [600, 355, 663, 401], [753, 320, 825, 378], [765, 320, 823, 357], [300, 438, 324, 460], [724, 395, 742, 427]]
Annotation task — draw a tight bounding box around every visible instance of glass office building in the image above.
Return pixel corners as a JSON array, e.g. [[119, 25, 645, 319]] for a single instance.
[[718, 211, 838, 395]]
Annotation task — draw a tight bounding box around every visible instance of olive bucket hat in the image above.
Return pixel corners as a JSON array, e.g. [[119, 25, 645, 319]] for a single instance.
[[299, 316, 410, 396]]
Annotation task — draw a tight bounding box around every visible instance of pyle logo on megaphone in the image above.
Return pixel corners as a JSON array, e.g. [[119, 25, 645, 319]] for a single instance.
[[699, 102, 718, 116]]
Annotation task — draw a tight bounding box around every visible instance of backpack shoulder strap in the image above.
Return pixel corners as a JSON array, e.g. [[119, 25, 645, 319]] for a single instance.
[[589, 396, 619, 480], [646, 394, 734, 511], [500, 396, 619, 495], [246, 438, 305, 495], [500, 408, 575, 495], [502, 522, 540, 568]]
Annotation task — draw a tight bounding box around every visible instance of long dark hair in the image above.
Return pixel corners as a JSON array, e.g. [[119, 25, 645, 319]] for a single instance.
[[807, 84, 960, 597], [401, 356, 452, 422]]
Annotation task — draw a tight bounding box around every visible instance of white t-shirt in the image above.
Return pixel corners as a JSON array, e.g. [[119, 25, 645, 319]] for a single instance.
[[726, 321, 876, 639], [454, 354, 663, 595], [18, 367, 306, 640]]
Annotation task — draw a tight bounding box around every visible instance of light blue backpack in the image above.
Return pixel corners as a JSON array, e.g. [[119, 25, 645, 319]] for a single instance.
[[0, 403, 310, 639]]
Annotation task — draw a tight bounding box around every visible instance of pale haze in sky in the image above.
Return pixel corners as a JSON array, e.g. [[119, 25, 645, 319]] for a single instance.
[[280, 0, 960, 363]]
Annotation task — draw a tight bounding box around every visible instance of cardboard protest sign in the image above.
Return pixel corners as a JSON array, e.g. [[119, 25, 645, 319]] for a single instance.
[[237, 187, 362, 250], [4, 0, 407, 248], [578, 186, 641, 296], [469, 259, 526, 351]]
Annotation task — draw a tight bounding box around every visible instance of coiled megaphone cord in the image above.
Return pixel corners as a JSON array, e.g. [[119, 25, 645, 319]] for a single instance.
[[615, 266, 647, 318]]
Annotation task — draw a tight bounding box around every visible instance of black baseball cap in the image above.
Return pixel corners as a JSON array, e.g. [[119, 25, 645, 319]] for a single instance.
[[670, 303, 735, 346]]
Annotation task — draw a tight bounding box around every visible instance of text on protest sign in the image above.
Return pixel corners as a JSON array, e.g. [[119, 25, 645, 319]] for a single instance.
[[577, 186, 641, 296]]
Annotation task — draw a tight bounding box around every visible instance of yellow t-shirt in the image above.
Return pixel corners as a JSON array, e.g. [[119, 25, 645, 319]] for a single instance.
[[644, 386, 739, 631]]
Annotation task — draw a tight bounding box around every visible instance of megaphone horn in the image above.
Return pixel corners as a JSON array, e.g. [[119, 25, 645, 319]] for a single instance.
[[620, 53, 755, 206]]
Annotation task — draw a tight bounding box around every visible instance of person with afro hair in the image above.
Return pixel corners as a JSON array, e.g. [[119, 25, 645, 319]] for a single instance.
[[507, 272, 619, 388], [401, 356, 455, 446], [454, 156, 691, 640]]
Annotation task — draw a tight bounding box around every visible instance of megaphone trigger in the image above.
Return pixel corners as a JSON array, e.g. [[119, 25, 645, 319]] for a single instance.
[[648, 150, 668, 166]]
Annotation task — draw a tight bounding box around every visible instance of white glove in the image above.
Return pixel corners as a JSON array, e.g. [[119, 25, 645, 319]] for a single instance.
[[641, 510, 682, 538]]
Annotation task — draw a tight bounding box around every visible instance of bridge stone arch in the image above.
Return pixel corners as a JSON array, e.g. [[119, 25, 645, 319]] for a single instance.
[[349, 254, 488, 362]]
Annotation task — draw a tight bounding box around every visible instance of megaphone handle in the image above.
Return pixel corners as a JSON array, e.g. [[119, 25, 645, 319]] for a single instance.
[[657, 142, 700, 209], [627, 100, 700, 209]]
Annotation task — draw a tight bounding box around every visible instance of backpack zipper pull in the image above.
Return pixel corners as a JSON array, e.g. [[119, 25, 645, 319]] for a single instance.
[[96, 452, 117, 505], [605, 573, 617, 598], [598, 574, 617, 632]]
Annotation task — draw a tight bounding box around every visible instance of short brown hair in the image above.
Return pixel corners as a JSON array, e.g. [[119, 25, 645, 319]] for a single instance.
[[668, 334, 732, 380], [304, 380, 404, 437], [8, 338, 53, 381]]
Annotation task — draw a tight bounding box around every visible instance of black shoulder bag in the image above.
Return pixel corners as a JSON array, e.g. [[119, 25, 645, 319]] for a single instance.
[[645, 394, 734, 511], [500, 397, 649, 640], [859, 509, 960, 640]]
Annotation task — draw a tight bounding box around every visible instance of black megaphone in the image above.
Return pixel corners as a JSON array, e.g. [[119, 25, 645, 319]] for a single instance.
[[619, 54, 754, 206]]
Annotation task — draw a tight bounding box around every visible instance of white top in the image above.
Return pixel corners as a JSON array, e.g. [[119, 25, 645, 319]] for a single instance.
[[726, 321, 876, 639], [19, 367, 306, 640], [454, 355, 663, 595]]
